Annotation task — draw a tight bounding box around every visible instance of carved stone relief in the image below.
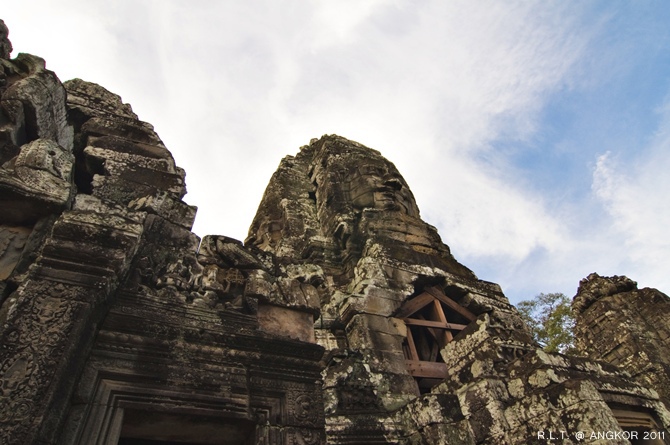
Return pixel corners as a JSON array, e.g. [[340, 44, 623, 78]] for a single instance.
[[0, 225, 31, 281]]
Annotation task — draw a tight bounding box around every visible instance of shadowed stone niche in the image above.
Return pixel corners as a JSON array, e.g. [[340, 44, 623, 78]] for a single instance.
[[2, 18, 670, 445]]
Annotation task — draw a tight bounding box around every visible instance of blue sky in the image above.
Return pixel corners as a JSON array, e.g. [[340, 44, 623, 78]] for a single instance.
[[4, 1, 670, 303]]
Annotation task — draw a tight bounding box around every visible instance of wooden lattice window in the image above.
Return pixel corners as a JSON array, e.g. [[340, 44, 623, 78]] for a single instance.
[[397, 286, 476, 392], [610, 409, 668, 445]]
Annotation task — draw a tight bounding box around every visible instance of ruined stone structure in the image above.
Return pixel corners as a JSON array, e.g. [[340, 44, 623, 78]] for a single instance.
[[0, 21, 323, 445], [1, 20, 669, 444], [573, 273, 670, 412]]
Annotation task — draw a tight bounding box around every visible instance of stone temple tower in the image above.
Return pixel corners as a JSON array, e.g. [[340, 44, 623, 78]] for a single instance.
[[246, 135, 670, 444]]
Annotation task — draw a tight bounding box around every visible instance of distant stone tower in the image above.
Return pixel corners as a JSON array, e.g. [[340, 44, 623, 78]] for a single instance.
[[574, 273, 670, 410]]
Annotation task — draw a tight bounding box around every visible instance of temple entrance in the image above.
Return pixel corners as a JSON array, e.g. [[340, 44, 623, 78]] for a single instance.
[[117, 410, 255, 445], [118, 440, 205, 445]]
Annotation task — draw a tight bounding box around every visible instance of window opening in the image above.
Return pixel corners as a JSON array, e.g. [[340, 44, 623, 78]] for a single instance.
[[611, 408, 668, 445], [397, 286, 476, 393]]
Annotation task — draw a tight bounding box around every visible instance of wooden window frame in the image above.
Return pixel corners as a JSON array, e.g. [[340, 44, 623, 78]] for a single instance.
[[398, 286, 476, 392]]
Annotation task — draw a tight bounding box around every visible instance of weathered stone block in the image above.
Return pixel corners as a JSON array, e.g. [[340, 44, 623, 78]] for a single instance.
[[0, 138, 74, 224], [2, 54, 73, 149], [258, 303, 315, 342], [128, 191, 197, 230], [64, 78, 139, 121], [0, 225, 31, 280], [346, 313, 406, 353]]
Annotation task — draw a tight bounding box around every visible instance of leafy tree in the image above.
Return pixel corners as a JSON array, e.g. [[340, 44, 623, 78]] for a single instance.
[[516, 292, 578, 355]]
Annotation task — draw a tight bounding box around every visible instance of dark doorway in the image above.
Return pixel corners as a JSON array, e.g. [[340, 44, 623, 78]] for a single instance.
[[118, 440, 199, 445], [117, 409, 255, 445]]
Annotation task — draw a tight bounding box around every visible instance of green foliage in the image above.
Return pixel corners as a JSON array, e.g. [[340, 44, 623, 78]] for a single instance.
[[517, 292, 578, 355]]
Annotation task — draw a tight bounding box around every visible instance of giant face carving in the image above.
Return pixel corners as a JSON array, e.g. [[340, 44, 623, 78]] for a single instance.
[[347, 162, 419, 218]]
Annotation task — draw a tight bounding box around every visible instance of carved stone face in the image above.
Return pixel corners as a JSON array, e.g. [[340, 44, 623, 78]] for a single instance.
[[347, 163, 419, 217]]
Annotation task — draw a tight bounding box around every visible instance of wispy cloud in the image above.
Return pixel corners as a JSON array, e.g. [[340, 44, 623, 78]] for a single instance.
[[592, 99, 670, 291]]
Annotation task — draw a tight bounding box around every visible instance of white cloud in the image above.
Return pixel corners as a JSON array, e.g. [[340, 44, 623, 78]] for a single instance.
[[2, 1, 589, 263], [592, 105, 670, 291], [2, 2, 118, 84]]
